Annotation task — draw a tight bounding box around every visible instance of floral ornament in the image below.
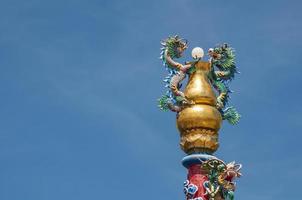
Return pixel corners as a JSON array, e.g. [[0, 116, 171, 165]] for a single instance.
[[187, 183, 198, 196], [183, 180, 198, 199], [184, 180, 190, 187], [183, 180, 190, 195]]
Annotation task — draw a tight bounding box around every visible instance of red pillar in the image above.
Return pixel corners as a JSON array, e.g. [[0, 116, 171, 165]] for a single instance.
[[184, 164, 209, 200]]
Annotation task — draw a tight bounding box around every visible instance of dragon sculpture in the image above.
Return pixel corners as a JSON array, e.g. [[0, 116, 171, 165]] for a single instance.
[[202, 159, 242, 200], [158, 35, 193, 112], [158, 35, 241, 125]]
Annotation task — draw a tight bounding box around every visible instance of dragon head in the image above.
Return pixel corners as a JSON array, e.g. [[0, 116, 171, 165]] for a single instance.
[[161, 35, 188, 59], [208, 43, 237, 81], [223, 161, 242, 182], [208, 43, 229, 60], [217, 161, 242, 191]]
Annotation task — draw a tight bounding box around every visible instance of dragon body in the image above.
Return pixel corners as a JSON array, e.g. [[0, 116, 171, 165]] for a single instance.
[[158, 35, 192, 112], [208, 44, 241, 124]]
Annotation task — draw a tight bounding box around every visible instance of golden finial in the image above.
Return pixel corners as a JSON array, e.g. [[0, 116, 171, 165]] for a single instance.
[[177, 60, 222, 154]]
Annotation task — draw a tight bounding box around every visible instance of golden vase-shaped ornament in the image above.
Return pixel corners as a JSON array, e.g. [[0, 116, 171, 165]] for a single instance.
[[177, 61, 222, 154]]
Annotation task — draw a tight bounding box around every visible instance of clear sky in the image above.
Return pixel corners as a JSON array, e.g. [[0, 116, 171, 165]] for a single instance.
[[0, 0, 301, 199]]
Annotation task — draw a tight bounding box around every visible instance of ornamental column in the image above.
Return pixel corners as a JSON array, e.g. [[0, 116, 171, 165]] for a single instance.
[[158, 36, 242, 200]]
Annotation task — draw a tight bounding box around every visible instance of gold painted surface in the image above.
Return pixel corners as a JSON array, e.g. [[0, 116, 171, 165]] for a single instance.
[[184, 61, 217, 106], [177, 61, 222, 154], [177, 104, 222, 132]]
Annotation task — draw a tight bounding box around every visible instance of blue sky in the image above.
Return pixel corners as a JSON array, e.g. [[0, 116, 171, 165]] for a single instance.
[[0, 0, 301, 199]]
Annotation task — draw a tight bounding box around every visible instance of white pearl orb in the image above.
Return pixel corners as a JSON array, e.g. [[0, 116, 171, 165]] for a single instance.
[[191, 47, 204, 60]]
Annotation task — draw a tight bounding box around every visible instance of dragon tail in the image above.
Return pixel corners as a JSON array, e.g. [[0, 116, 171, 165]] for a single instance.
[[157, 95, 170, 111], [222, 107, 241, 125]]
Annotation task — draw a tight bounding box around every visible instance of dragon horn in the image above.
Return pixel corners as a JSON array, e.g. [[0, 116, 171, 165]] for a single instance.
[[227, 161, 235, 167], [235, 163, 242, 171]]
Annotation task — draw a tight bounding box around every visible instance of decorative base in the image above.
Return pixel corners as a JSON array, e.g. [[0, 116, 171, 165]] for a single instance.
[[182, 154, 217, 168]]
